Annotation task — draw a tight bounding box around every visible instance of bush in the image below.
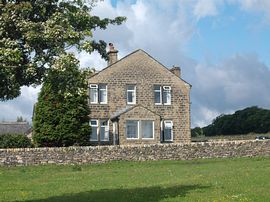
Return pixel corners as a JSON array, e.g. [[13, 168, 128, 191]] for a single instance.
[[0, 134, 32, 148]]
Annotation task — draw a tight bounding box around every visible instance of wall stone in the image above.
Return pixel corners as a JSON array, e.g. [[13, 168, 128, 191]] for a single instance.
[[0, 140, 269, 166]]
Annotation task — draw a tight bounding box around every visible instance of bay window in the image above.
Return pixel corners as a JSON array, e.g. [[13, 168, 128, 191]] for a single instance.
[[126, 120, 154, 140], [126, 120, 139, 139], [141, 120, 154, 139]]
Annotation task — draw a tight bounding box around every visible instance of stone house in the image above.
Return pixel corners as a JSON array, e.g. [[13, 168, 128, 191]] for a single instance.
[[0, 122, 32, 137], [88, 43, 191, 145]]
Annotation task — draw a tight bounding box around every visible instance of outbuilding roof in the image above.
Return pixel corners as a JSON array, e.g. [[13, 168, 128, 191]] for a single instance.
[[0, 122, 31, 135]]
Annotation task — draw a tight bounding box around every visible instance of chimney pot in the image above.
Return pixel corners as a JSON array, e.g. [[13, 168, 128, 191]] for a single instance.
[[107, 43, 118, 65], [170, 66, 181, 78]]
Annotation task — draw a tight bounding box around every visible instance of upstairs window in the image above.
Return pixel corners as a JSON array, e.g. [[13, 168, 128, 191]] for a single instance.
[[90, 84, 107, 104], [90, 84, 98, 104], [99, 84, 107, 104], [127, 85, 136, 104], [154, 85, 162, 105], [154, 85, 171, 105], [163, 86, 171, 105]]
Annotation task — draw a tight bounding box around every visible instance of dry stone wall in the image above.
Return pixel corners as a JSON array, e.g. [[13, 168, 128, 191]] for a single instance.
[[0, 140, 269, 166]]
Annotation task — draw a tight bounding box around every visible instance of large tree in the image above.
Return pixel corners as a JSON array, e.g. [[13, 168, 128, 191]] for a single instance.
[[0, 0, 125, 100], [33, 54, 91, 147]]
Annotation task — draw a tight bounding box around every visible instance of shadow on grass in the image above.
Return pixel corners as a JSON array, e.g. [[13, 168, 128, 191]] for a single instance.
[[24, 184, 209, 202]]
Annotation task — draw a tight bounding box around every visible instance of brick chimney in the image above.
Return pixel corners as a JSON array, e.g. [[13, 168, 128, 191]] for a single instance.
[[107, 43, 118, 65], [170, 66, 181, 78]]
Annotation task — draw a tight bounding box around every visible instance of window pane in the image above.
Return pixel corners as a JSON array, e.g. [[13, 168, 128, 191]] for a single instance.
[[154, 91, 161, 103], [163, 89, 171, 104], [90, 120, 97, 126], [90, 127, 98, 141], [127, 91, 135, 103], [126, 120, 138, 139], [90, 88, 98, 103], [100, 120, 109, 141], [99, 85, 107, 103], [142, 121, 154, 138], [127, 85, 136, 104], [164, 121, 173, 141]]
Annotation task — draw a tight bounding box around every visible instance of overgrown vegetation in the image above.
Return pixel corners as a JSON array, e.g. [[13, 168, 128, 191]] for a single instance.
[[192, 106, 270, 137], [0, 157, 269, 201], [0, 134, 32, 148]]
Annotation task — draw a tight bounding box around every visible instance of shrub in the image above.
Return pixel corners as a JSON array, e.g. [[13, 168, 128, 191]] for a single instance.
[[0, 134, 32, 148]]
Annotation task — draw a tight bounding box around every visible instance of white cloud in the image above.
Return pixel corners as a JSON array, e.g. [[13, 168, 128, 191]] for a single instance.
[[193, 0, 223, 20], [189, 53, 270, 127], [0, 86, 40, 122]]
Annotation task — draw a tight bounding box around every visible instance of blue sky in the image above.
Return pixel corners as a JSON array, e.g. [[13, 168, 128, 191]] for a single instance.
[[1, 0, 270, 127]]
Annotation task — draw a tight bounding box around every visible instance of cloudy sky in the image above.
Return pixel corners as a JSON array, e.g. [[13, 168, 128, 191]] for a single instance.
[[1, 0, 270, 127]]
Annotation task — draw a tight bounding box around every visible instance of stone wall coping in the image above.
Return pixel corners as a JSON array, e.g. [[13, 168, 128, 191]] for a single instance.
[[0, 139, 267, 152]]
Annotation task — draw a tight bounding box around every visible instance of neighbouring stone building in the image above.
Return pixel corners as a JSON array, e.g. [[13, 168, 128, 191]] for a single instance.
[[88, 43, 191, 145], [0, 122, 32, 137]]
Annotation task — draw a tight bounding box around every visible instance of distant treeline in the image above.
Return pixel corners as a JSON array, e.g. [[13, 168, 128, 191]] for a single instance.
[[192, 106, 270, 137]]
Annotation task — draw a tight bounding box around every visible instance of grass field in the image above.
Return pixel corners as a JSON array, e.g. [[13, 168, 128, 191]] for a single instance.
[[0, 157, 269, 202]]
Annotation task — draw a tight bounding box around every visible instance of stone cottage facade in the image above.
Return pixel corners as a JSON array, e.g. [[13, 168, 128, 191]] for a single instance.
[[88, 43, 191, 145]]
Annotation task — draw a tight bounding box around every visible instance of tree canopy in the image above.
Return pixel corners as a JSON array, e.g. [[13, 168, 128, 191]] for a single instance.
[[0, 0, 126, 101], [201, 106, 270, 136], [33, 54, 91, 147]]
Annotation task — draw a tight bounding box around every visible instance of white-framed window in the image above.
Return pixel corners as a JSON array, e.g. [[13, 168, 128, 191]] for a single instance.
[[154, 85, 162, 105], [100, 120, 109, 141], [127, 85, 136, 105], [154, 85, 171, 105], [126, 120, 139, 139], [141, 120, 154, 139], [164, 120, 173, 141], [90, 84, 107, 104], [99, 84, 107, 104], [90, 119, 98, 141], [90, 84, 98, 104], [163, 86, 171, 105]]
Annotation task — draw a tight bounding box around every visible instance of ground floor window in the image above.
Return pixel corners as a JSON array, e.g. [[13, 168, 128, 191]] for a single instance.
[[90, 119, 98, 141], [126, 120, 154, 139], [126, 120, 139, 139], [164, 120, 173, 141], [141, 120, 154, 139], [100, 120, 109, 141], [90, 119, 109, 141]]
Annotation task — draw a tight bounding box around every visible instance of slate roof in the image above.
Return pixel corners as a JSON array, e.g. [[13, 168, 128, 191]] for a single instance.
[[0, 122, 31, 135]]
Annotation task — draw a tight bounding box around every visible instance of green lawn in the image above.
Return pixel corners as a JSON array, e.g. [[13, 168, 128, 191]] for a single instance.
[[0, 157, 269, 202]]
